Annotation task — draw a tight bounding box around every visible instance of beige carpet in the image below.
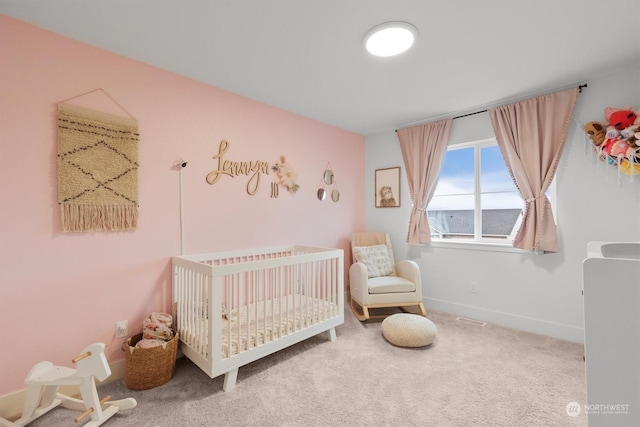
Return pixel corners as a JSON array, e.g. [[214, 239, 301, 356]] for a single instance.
[[30, 309, 587, 426]]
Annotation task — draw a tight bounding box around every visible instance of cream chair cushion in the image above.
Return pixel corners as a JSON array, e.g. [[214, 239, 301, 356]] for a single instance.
[[352, 244, 394, 277], [367, 276, 415, 294]]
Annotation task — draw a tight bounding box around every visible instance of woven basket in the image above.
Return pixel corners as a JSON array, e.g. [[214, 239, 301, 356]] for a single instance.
[[124, 332, 178, 390]]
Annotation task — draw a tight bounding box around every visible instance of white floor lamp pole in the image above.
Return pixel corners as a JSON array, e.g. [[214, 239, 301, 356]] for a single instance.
[[177, 160, 187, 255]]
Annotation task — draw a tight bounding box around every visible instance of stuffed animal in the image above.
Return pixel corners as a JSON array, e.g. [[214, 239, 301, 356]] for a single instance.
[[618, 153, 640, 175], [605, 127, 620, 140], [621, 125, 639, 140], [604, 107, 620, 123], [599, 138, 619, 165], [608, 138, 632, 158], [608, 108, 637, 130], [584, 121, 606, 146]]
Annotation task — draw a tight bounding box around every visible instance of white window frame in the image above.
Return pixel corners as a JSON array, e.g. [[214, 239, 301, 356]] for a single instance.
[[428, 137, 555, 253]]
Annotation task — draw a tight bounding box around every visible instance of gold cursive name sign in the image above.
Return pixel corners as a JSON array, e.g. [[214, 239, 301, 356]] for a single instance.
[[206, 140, 271, 195]]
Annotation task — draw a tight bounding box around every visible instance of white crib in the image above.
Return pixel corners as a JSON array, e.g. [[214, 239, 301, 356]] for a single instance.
[[172, 245, 344, 392]]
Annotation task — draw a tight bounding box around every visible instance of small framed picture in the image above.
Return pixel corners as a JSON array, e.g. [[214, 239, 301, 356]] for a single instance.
[[375, 167, 400, 208]]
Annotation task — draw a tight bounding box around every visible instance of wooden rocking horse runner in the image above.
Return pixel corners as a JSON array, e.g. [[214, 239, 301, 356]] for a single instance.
[[0, 343, 136, 427]]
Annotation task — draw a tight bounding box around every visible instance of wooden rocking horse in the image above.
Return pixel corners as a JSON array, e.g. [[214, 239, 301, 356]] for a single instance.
[[0, 343, 136, 426]]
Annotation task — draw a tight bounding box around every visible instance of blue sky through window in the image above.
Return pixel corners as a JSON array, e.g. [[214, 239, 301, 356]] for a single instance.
[[430, 145, 523, 211]]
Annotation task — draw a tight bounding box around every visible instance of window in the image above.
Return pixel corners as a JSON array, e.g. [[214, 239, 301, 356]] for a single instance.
[[427, 138, 524, 244]]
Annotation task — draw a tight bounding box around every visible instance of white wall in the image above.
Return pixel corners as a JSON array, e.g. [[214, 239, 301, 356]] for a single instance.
[[365, 65, 640, 343]]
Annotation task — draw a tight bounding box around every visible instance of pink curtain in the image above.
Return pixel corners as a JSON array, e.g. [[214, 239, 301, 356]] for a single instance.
[[490, 87, 578, 252], [397, 119, 453, 245]]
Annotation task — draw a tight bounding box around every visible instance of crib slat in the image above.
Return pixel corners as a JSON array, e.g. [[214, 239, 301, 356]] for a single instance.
[[237, 273, 243, 355], [278, 266, 284, 337], [261, 269, 267, 343]]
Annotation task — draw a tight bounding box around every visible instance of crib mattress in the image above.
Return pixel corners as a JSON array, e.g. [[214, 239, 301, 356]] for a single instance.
[[221, 294, 338, 358]]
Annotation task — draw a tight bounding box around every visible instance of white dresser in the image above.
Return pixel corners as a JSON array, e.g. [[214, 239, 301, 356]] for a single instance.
[[583, 241, 640, 426]]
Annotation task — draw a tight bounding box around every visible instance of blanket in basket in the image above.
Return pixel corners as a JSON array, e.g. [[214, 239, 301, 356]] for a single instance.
[[57, 104, 139, 232]]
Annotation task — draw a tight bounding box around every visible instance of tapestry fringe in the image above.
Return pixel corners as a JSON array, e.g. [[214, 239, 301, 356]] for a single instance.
[[61, 204, 138, 232]]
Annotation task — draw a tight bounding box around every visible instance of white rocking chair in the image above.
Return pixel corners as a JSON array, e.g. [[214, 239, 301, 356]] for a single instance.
[[349, 232, 426, 321]]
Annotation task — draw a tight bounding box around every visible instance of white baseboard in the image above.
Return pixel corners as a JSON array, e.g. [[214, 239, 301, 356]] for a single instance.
[[0, 359, 126, 422], [425, 297, 585, 344]]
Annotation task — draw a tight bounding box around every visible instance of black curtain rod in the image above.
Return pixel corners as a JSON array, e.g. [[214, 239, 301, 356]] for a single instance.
[[395, 84, 587, 133], [453, 109, 487, 120]]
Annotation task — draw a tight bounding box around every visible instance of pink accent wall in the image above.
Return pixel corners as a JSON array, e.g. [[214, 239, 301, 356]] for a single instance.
[[0, 16, 364, 396]]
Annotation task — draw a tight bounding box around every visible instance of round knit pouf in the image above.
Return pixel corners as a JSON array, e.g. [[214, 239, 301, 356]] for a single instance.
[[382, 313, 437, 347]]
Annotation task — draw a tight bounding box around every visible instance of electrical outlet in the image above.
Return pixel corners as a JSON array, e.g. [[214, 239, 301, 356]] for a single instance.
[[470, 282, 478, 294], [115, 320, 129, 338]]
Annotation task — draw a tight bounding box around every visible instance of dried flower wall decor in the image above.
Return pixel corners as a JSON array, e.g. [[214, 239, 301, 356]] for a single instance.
[[271, 155, 300, 195]]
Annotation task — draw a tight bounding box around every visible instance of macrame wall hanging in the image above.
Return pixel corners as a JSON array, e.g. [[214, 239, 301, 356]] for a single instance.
[[57, 89, 139, 232]]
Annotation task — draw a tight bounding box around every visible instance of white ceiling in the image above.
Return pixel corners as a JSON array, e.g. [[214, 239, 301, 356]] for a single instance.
[[2, 0, 639, 135]]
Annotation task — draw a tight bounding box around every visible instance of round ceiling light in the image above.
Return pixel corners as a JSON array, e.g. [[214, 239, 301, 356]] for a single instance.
[[364, 22, 417, 57]]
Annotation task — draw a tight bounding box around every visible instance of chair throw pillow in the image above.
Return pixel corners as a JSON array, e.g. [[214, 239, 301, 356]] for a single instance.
[[353, 244, 394, 278]]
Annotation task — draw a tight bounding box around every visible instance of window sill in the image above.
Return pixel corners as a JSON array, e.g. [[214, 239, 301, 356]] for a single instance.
[[428, 240, 536, 254]]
